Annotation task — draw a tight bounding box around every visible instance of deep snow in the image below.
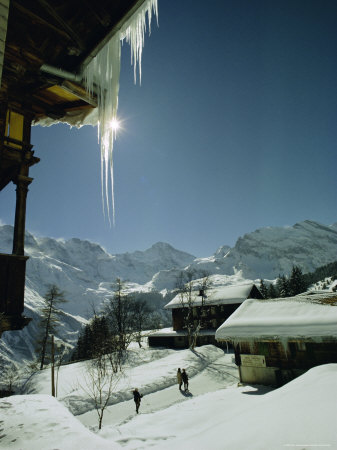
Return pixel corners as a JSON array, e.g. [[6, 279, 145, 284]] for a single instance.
[[1, 345, 336, 450]]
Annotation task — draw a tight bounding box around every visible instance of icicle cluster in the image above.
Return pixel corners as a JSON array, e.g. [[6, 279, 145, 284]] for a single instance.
[[83, 0, 158, 223]]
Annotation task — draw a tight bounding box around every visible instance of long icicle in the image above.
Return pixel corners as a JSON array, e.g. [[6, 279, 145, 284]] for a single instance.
[[83, 0, 158, 225]]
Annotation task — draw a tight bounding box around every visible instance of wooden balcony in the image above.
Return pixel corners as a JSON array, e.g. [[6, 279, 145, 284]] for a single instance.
[[0, 253, 31, 335]]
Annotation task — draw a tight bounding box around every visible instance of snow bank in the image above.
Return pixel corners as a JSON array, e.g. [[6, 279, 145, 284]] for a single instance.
[[0, 394, 119, 450], [2, 347, 336, 449], [104, 364, 337, 450]]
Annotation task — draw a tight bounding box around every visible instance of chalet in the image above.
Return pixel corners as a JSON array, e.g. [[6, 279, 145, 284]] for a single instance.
[[0, 0, 157, 335], [215, 291, 337, 387], [148, 283, 263, 348]]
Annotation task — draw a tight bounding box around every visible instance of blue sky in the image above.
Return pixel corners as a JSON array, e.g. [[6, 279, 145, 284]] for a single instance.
[[1, 0, 337, 257]]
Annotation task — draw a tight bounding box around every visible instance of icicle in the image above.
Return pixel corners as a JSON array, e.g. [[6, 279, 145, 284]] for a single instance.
[[83, 0, 158, 224]]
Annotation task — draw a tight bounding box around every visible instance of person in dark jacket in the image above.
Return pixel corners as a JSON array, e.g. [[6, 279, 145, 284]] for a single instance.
[[132, 388, 143, 413], [182, 368, 189, 391], [177, 368, 183, 390]]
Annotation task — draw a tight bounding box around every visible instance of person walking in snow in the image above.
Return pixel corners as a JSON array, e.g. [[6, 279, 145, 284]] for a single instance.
[[132, 388, 143, 413], [182, 368, 189, 391], [177, 368, 183, 390]]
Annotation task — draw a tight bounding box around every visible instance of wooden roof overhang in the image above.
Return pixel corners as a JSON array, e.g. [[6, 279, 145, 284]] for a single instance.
[[1, 0, 149, 121], [0, 1, 154, 334]]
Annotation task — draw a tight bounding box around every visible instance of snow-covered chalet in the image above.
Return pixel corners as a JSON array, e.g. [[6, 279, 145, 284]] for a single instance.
[[215, 291, 337, 386], [148, 283, 263, 348]]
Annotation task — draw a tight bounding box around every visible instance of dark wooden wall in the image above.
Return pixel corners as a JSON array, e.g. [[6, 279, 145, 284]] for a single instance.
[[236, 339, 337, 371], [172, 303, 242, 331]]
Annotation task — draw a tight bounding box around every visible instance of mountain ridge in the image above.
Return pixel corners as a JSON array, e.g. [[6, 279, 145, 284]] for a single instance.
[[1, 219, 337, 369]]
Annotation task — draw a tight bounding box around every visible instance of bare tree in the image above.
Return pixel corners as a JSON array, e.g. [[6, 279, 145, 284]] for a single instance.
[[1, 365, 19, 395], [104, 278, 135, 353], [175, 270, 197, 348], [36, 285, 67, 370], [176, 271, 211, 349], [130, 299, 154, 348], [190, 273, 211, 348], [81, 354, 120, 430]]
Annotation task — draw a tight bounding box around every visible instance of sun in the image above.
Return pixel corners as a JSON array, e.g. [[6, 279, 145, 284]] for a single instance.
[[109, 118, 120, 132]]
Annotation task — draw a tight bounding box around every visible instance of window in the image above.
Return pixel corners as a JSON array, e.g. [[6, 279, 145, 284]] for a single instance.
[[5, 110, 24, 149]]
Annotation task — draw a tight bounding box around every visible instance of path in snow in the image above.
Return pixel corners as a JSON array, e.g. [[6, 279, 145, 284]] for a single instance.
[[77, 353, 239, 430]]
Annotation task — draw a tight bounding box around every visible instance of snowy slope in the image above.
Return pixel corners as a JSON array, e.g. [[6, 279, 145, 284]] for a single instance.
[[0, 226, 195, 367], [186, 220, 337, 280], [0, 225, 195, 316], [0, 285, 87, 371], [1, 220, 337, 368], [1, 346, 336, 450]]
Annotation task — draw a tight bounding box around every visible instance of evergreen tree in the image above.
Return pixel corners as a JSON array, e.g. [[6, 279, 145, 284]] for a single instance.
[[72, 316, 112, 361], [268, 283, 278, 299], [276, 275, 290, 298], [36, 285, 67, 370], [259, 279, 269, 299], [289, 265, 307, 296]]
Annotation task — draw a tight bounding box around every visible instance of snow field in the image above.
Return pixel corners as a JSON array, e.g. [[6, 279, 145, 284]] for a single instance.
[[1, 346, 337, 450], [22, 345, 227, 416]]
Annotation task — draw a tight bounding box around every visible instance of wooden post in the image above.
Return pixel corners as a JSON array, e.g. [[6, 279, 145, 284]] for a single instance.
[[12, 175, 32, 256], [51, 334, 55, 397]]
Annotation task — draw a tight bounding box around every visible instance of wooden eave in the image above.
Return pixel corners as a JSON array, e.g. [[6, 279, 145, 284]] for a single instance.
[[1, 0, 147, 121]]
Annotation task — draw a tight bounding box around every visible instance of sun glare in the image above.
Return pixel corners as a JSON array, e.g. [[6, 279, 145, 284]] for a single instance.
[[109, 118, 120, 132]]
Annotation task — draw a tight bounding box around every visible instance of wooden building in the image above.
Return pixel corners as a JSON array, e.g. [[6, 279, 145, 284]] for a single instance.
[[0, 0, 157, 335], [148, 284, 263, 348], [215, 291, 337, 386]]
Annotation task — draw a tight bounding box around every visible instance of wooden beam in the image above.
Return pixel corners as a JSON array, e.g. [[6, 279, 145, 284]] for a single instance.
[[36, 0, 85, 51], [81, 0, 111, 27], [82, 0, 149, 67], [12, 1, 71, 41], [61, 80, 97, 107]]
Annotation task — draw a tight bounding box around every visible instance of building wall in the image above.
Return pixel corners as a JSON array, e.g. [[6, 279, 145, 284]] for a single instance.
[[148, 333, 229, 349], [234, 340, 337, 386], [239, 366, 278, 386], [0, 0, 9, 88], [172, 303, 241, 331]]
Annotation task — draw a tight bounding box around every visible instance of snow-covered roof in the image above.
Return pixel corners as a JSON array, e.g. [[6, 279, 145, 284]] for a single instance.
[[215, 291, 337, 342], [148, 328, 216, 337], [165, 284, 257, 309]]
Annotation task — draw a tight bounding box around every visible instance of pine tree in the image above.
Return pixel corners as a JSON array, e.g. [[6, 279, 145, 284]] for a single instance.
[[36, 285, 67, 370], [268, 283, 278, 299], [259, 279, 269, 299], [276, 275, 290, 298], [289, 266, 307, 296]]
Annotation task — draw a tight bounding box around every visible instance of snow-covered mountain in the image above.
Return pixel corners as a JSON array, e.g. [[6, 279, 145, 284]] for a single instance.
[[0, 226, 195, 367], [0, 225, 195, 317], [185, 220, 337, 281], [1, 219, 337, 367]]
